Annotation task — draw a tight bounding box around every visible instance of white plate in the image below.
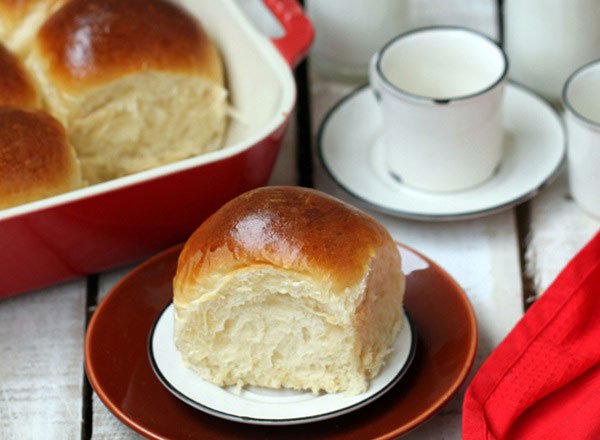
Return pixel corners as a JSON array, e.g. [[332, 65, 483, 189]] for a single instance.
[[318, 83, 565, 221], [149, 304, 416, 426]]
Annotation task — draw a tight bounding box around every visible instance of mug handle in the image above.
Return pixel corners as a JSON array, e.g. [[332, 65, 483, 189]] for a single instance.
[[263, 0, 314, 68], [369, 53, 383, 101]]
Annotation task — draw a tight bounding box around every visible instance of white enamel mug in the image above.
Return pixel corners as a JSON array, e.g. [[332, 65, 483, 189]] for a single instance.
[[369, 27, 508, 192], [563, 60, 600, 218]]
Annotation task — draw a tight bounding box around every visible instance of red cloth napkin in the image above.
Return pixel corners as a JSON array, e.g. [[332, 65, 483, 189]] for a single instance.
[[463, 231, 600, 440]]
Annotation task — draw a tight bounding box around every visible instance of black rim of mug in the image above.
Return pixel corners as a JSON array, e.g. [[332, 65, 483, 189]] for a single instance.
[[562, 58, 600, 130], [374, 25, 510, 104]]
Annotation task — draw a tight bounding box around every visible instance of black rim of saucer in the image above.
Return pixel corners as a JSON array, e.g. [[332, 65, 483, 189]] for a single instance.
[[316, 82, 566, 221], [148, 302, 418, 426]]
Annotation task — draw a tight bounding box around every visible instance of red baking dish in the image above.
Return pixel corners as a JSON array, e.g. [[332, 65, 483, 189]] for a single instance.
[[0, 0, 313, 297]]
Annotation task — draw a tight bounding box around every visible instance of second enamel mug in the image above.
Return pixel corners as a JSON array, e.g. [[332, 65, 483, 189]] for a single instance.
[[563, 60, 600, 218]]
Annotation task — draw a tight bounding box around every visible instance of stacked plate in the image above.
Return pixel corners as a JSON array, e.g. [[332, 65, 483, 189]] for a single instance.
[[86, 243, 477, 438]]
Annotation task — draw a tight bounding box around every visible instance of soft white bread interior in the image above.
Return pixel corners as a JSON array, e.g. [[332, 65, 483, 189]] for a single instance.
[[0, 0, 66, 54], [173, 187, 405, 395], [26, 0, 227, 184], [0, 107, 81, 209]]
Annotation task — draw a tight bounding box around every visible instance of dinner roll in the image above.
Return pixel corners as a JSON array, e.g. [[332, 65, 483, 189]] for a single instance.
[[174, 187, 405, 395], [27, 0, 227, 184], [0, 42, 39, 107], [0, 0, 65, 54], [0, 107, 81, 209]]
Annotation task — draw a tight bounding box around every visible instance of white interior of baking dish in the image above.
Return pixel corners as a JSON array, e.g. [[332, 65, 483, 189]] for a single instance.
[[0, 0, 296, 221]]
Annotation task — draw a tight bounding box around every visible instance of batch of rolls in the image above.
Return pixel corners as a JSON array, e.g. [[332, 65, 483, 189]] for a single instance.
[[0, 0, 405, 398], [0, 0, 227, 210]]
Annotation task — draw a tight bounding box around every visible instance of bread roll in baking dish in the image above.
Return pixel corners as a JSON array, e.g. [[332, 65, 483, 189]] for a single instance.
[[0, 107, 81, 209], [0, 0, 65, 54], [27, 0, 228, 184], [0, 42, 39, 107], [173, 187, 405, 395]]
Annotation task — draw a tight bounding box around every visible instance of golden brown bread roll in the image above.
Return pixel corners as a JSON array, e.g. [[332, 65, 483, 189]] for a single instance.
[[174, 187, 405, 395], [27, 0, 228, 184], [0, 41, 38, 107], [0, 107, 81, 209], [0, 0, 66, 54]]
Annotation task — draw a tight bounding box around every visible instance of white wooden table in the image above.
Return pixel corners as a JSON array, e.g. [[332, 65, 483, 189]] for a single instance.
[[1, 1, 599, 439]]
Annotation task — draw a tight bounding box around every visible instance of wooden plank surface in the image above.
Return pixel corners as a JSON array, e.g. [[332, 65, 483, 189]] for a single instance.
[[91, 268, 140, 440], [0, 281, 86, 439], [527, 172, 600, 296], [310, 72, 524, 438]]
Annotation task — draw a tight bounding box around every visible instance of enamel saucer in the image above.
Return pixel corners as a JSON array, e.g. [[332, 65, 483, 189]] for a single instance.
[[318, 83, 565, 221]]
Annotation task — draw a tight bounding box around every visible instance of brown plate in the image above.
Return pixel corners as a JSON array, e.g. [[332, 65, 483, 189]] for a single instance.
[[86, 243, 477, 439]]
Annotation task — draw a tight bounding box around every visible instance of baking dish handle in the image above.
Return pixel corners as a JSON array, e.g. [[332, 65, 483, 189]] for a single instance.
[[263, 0, 314, 68]]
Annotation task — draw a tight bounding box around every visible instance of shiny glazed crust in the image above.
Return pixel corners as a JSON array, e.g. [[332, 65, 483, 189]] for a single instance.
[[174, 186, 399, 306], [34, 0, 224, 92], [0, 42, 37, 106], [0, 107, 80, 208]]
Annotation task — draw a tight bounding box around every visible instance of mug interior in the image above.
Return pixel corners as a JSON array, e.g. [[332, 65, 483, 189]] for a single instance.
[[378, 28, 507, 101], [564, 61, 600, 125]]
